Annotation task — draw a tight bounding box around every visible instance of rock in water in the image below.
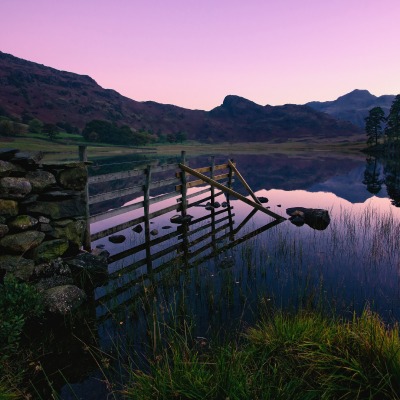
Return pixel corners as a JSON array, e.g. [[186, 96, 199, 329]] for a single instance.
[[286, 207, 330, 230], [109, 234, 126, 243]]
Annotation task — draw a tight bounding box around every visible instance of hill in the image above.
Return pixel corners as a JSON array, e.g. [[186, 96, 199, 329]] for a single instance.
[[306, 89, 395, 128], [0, 51, 361, 142]]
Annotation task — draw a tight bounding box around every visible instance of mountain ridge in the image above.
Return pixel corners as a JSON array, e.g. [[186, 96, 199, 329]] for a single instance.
[[306, 89, 396, 128], [0, 50, 362, 142]]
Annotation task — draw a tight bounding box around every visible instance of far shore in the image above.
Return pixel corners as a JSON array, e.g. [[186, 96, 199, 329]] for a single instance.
[[1, 134, 367, 162]]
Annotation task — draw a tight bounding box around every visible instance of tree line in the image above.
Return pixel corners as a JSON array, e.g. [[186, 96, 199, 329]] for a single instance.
[[365, 95, 400, 149]]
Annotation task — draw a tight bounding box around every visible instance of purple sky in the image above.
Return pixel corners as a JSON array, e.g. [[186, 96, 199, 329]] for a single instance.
[[2, 0, 399, 110]]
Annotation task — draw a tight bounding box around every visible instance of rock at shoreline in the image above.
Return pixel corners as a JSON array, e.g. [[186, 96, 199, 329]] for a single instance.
[[286, 207, 330, 230]]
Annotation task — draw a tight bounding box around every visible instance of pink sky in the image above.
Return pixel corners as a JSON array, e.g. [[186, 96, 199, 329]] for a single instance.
[[1, 0, 399, 110]]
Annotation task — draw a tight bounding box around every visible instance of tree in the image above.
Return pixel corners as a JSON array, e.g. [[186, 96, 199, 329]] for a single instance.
[[365, 107, 385, 146], [385, 94, 400, 144], [175, 131, 187, 143], [28, 118, 43, 134], [42, 123, 58, 140]]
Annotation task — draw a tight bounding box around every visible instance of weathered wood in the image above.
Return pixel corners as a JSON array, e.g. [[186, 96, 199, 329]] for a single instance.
[[179, 164, 286, 221], [90, 202, 179, 241], [175, 173, 231, 191], [89, 176, 181, 205], [180, 151, 188, 217], [178, 214, 234, 240], [188, 190, 224, 208], [80, 145, 91, 251], [144, 165, 152, 272], [228, 160, 262, 205], [175, 163, 229, 178], [90, 190, 182, 224], [89, 185, 143, 205], [108, 229, 182, 264], [233, 208, 258, 235], [88, 163, 178, 184], [79, 145, 88, 162]]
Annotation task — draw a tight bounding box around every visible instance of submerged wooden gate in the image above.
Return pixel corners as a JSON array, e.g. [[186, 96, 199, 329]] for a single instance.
[[85, 151, 285, 249], [84, 151, 286, 321]]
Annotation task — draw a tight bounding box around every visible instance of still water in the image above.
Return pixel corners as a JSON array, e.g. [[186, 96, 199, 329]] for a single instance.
[[54, 152, 400, 398]]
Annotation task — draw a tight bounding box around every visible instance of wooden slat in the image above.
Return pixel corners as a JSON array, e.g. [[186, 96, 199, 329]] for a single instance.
[[177, 214, 234, 240], [89, 163, 178, 184], [90, 202, 179, 241], [175, 173, 231, 191], [179, 164, 286, 221], [89, 190, 180, 224], [228, 160, 261, 205], [175, 163, 229, 178], [89, 184, 143, 205], [108, 229, 182, 264], [89, 176, 180, 205], [89, 201, 144, 224]]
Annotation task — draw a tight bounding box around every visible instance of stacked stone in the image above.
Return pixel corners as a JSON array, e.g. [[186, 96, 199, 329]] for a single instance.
[[0, 148, 88, 284]]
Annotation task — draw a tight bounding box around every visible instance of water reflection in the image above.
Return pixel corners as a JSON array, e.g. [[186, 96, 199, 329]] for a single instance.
[[362, 155, 400, 207], [59, 152, 400, 398]]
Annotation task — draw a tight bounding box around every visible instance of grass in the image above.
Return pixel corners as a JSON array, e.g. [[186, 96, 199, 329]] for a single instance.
[[122, 309, 400, 400], [1, 133, 367, 162]]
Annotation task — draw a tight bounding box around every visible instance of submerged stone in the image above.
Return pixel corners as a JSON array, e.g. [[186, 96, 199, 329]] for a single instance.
[[109, 234, 126, 243]]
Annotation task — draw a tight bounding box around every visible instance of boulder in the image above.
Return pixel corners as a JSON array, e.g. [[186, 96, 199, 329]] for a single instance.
[[109, 234, 125, 243], [286, 207, 330, 230], [133, 224, 143, 233], [65, 252, 109, 288], [0, 230, 45, 254], [0, 177, 32, 199], [51, 218, 86, 247], [43, 284, 86, 315], [8, 215, 38, 232], [31, 238, 69, 263], [150, 229, 158, 236], [0, 148, 19, 161], [0, 224, 9, 238], [33, 258, 72, 279], [25, 196, 85, 219], [257, 197, 269, 204], [57, 164, 87, 191], [0, 255, 35, 281], [35, 276, 74, 292], [0, 160, 25, 177], [11, 151, 43, 165], [26, 170, 57, 192], [170, 214, 193, 224]]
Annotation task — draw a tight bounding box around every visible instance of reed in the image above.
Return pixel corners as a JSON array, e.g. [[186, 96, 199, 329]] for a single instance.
[[122, 309, 400, 399]]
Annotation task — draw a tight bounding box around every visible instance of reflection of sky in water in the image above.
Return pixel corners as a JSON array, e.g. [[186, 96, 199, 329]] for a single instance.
[[63, 154, 400, 397]]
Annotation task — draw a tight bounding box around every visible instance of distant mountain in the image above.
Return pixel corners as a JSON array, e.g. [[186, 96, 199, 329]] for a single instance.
[[0, 51, 361, 142], [306, 89, 395, 128]]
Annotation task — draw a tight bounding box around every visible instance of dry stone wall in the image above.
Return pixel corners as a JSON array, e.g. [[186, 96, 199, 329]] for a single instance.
[[0, 148, 88, 282]]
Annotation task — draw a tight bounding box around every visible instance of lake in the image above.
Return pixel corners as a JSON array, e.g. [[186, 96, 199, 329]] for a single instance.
[[37, 151, 400, 398]]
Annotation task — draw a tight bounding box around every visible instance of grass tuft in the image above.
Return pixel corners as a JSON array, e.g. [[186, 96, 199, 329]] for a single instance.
[[123, 309, 400, 399]]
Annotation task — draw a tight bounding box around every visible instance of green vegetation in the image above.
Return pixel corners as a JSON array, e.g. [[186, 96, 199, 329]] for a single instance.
[[365, 94, 400, 153], [0, 276, 44, 396], [365, 106, 385, 146], [82, 119, 154, 145], [122, 310, 400, 399]]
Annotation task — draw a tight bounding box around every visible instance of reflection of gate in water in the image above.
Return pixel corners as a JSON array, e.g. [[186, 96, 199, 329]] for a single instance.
[[86, 151, 286, 321]]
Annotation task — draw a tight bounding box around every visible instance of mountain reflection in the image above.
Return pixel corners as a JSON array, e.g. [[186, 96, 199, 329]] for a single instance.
[[362, 155, 400, 207]]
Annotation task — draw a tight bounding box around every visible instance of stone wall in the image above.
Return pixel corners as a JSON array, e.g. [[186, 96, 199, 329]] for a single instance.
[[0, 148, 88, 282]]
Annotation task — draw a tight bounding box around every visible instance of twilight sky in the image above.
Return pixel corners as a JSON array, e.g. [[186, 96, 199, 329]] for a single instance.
[[1, 0, 399, 110]]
